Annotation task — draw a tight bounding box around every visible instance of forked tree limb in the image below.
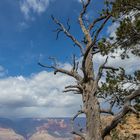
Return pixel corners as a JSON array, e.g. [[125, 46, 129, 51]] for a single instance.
[[79, 0, 92, 43], [95, 57, 119, 83], [102, 87, 140, 138], [88, 15, 109, 31], [82, 15, 111, 79], [96, 56, 108, 83], [79, 0, 91, 16], [51, 15, 84, 54], [92, 15, 111, 45], [71, 110, 86, 140], [38, 62, 82, 81], [96, 66, 119, 82]]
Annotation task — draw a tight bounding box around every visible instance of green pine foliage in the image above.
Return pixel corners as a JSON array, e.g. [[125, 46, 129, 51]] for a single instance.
[[97, 0, 140, 109]]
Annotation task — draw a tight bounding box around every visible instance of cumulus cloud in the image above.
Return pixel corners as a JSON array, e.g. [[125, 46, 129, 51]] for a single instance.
[[0, 55, 139, 118], [0, 70, 82, 118], [93, 50, 140, 75], [20, 0, 52, 19]]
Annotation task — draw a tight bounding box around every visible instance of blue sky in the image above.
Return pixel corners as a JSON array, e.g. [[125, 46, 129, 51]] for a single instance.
[[0, 0, 96, 117], [0, 0, 107, 77], [0, 0, 139, 118]]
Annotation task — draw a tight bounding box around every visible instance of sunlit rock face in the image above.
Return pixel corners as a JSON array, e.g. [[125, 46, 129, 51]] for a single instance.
[[104, 113, 140, 140], [29, 130, 70, 140], [113, 114, 140, 140], [0, 128, 24, 140], [29, 130, 56, 140]]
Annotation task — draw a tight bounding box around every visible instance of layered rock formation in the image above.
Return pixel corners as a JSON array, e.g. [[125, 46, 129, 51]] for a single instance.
[[29, 130, 70, 140], [111, 114, 140, 140], [0, 128, 24, 140], [0, 115, 139, 140], [104, 113, 140, 140]]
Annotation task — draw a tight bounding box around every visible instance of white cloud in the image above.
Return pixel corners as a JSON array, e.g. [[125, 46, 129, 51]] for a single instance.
[[93, 50, 140, 74], [20, 0, 51, 20], [0, 65, 8, 77], [0, 69, 82, 117], [77, 0, 86, 3], [107, 22, 119, 40], [0, 54, 139, 118]]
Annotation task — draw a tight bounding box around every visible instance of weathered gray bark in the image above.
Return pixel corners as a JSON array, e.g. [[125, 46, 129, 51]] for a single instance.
[[82, 52, 102, 140], [85, 94, 102, 140]]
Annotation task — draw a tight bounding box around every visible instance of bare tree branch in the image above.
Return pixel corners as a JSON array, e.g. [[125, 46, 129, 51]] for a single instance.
[[82, 15, 111, 79], [96, 56, 108, 83], [125, 87, 140, 102], [128, 106, 139, 115], [100, 109, 114, 115], [38, 62, 82, 81], [102, 66, 119, 72], [72, 131, 85, 140], [71, 54, 80, 73], [65, 85, 83, 92], [48, 56, 58, 66], [53, 28, 63, 40], [100, 100, 115, 115], [92, 15, 111, 45], [71, 110, 85, 139], [63, 89, 81, 94], [127, 4, 140, 10], [78, 0, 92, 43], [91, 50, 100, 55], [66, 18, 70, 31], [96, 56, 119, 83], [72, 110, 85, 122], [88, 15, 109, 31], [51, 15, 84, 54], [102, 109, 127, 138], [102, 87, 140, 138]]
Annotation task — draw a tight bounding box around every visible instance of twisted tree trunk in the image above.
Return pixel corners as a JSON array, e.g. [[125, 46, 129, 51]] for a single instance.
[[83, 83, 102, 140], [82, 51, 102, 140]]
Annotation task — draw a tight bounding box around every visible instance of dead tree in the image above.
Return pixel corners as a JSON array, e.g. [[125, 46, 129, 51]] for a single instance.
[[39, 0, 140, 140]]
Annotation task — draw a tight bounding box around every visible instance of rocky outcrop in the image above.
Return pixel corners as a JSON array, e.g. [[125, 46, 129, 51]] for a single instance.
[[104, 113, 140, 140], [111, 114, 140, 140], [0, 128, 24, 140], [29, 130, 70, 140], [29, 130, 56, 140]]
